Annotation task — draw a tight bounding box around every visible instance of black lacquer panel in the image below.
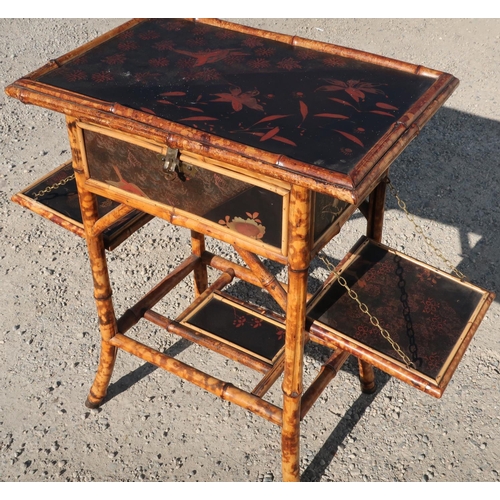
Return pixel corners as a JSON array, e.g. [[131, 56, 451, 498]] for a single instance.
[[83, 129, 285, 248], [38, 19, 435, 174], [308, 239, 484, 380], [185, 294, 285, 363]]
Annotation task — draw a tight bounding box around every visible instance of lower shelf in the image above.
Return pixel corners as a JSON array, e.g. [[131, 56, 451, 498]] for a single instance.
[[11, 160, 153, 251], [307, 236, 495, 397], [181, 291, 286, 365]]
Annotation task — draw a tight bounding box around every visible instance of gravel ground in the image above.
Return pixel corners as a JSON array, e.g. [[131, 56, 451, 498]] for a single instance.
[[0, 18, 499, 483]]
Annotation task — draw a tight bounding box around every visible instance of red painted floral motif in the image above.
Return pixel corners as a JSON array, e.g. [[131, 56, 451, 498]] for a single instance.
[[255, 47, 275, 57], [177, 58, 195, 69], [225, 54, 248, 65], [149, 57, 169, 67], [422, 298, 440, 314], [277, 58, 301, 71], [66, 70, 87, 82], [118, 41, 138, 51], [153, 40, 175, 51], [233, 310, 247, 328], [417, 268, 438, 285], [323, 56, 347, 67], [117, 30, 133, 39], [105, 165, 149, 198], [191, 68, 221, 82], [251, 318, 263, 329], [242, 37, 263, 48], [92, 71, 114, 83], [102, 54, 126, 65], [296, 50, 317, 61], [193, 26, 212, 35], [172, 48, 249, 67], [215, 30, 238, 40], [249, 59, 271, 69], [218, 212, 266, 240], [211, 86, 264, 112], [316, 79, 386, 103], [161, 20, 185, 31], [356, 324, 372, 340], [139, 30, 160, 40]]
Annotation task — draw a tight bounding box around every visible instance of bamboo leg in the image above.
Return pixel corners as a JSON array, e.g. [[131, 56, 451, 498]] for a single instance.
[[281, 185, 312, 482], [66, 117, 119, 408], [191, 230, 208, 297], [358, 176, 389, 394], [366, 176, 387, 242], [234, 246, 287, 311]]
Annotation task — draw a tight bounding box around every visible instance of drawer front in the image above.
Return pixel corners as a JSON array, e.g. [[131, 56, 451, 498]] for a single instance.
[[80, 124, 288, 253]]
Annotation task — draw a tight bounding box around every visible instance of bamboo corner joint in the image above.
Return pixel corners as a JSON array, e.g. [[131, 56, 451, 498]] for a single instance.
[[6, 18, 494, 482]]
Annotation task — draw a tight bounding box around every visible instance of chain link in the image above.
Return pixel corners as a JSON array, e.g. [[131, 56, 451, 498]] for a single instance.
[[386, 178, 467, 281], [318, 254, 415, 369], [31, 173, 75, 201]]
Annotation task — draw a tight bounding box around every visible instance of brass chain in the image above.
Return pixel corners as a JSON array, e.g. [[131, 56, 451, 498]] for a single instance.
[[31, 173, 75, 201], [386, 178, 467, 281], [318, 254, 415, 369], [318, 177, 468, 369]]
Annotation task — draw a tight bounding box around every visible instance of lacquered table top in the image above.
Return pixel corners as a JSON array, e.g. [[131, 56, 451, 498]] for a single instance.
[[36, 19, 436, 176], [6, 19, 458, 201]]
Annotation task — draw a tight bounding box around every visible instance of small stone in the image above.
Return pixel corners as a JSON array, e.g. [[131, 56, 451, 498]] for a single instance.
[[263, 472, 274, 482]]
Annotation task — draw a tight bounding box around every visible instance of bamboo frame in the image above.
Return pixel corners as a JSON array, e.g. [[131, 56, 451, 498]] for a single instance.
[[251, 355, 285, 398], [91, 203, 137, 237], [109, 333, 283, 426], [66, 116, 119, 409], [281, 185, 312, 481], [234, 246, 288, 311], [191, 231, 208, 298], [117, 254, 200, 334], [300, 349, 350, 419]]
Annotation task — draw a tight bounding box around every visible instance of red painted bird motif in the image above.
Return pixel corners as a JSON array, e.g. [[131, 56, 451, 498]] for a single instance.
[[106, 165, 149, 198]]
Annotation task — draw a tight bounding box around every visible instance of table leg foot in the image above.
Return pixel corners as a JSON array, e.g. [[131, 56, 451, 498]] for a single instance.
[[358, 359, 377, 394], [85, 342, 117, 408], [85, 395, 103, 409]]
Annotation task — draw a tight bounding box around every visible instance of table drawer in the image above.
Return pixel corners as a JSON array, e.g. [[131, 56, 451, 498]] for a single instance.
[[79, 123, 350, 256]]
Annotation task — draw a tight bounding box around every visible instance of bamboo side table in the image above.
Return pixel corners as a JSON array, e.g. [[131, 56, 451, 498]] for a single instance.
[[6, 19, 494, 481]]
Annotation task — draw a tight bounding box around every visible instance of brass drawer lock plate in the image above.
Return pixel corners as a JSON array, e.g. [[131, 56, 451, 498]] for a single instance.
[[161, 148, 198, 181]]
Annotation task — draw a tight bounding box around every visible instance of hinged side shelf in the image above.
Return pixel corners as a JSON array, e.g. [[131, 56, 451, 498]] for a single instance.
[[11, 160, 153, 250], [307, 237, 494, 398]]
